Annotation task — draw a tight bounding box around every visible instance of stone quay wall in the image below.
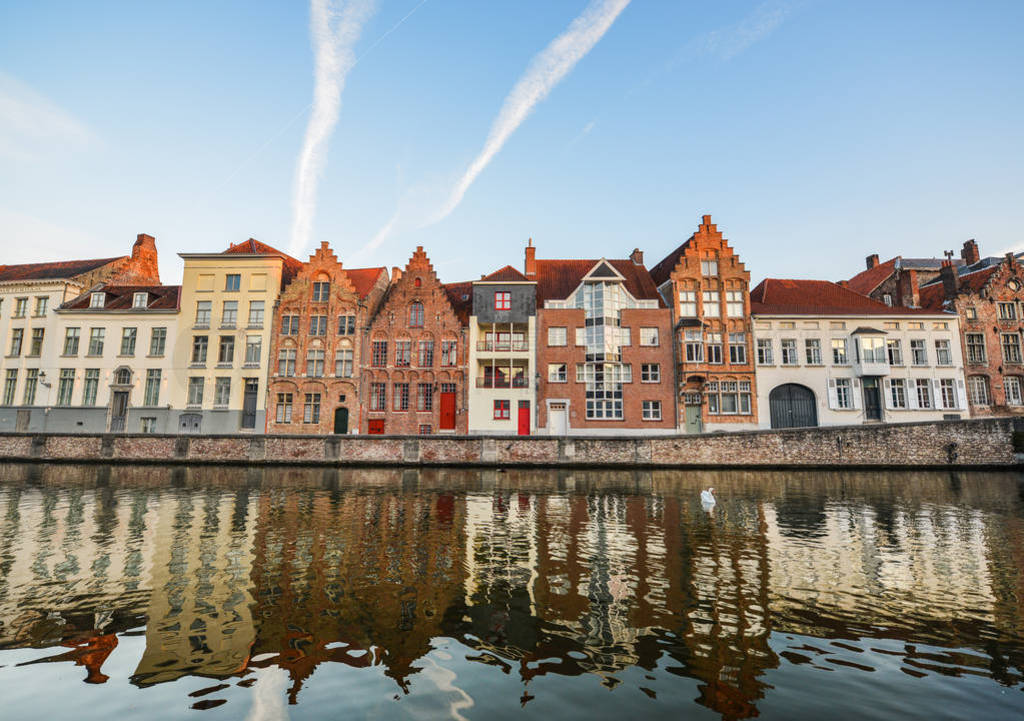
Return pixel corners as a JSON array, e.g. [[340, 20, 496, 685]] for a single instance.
[[0, 418, 1020, 469]]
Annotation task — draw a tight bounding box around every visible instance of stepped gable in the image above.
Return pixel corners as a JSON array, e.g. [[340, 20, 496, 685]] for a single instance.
[[649, 215, 747, 290], [288, 241, 357, 295], [751, 278, 941, 316], [60, 285, 181, 311], [223, 238, 303, 287], [533, 258, 664, 305]]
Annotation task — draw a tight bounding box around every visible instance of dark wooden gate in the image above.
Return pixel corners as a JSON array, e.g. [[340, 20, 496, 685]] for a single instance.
[[769, 384, 818, 429]]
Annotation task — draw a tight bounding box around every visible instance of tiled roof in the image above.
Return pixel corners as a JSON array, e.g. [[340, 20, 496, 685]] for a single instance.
[[480, 265, 529, 282], [345, 266, 387, 299], [443, 281, 474, 325], [751, 278, 942, 316], [0, 256, 125, 283], [222, 238, 304, 286], [534, 259, 664, 306], [60, 285, 181, 311], [918, 265, 1000, 310], [649, 239, 692, 287], [845, 257, 898, 295]]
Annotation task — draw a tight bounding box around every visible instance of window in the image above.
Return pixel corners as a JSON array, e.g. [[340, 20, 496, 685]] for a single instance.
[[138, 417, 156, 433], [191, 335, 208, 364], [835, 378, 852, 409], [639, 327, 659, 346], [248, 301, 264, 327], [831, 338, 848, 365], [493, 400, 510, 419], [720, 381, 741, 414], [968, 376, 990, 405], [23, 369, 38, 405], [150, 327, 167, 356], [859, 337, 886, 364], [225, 274, 241, 291], [409, 302, 424, 328], [548, 326, 567, 346], [998, 302, 1017, 320], [417, 339, 434, 367], [548, 363, 567, 382], [276, 393, 293, 423], [441, 340, 457, 366], [706, 333, 723, 364], [726, 333, 745, 364], [338, 315, 356, 335], [395, 340, 411, 367], [278, 348, 296, 376], [29, 328, 43, 356], [212, 378, 230, 407], [34, 297, 48, 316], [706, 380, 752, 415], [725, 291, 744, 317], [965, 333, 986, 364], [372, 340, 388, 367], [805, 338, 821, 365], [781, 339, 798, 365], [639, 363, 660, 383], [244, 336, 261, 365], [143, 369, 161, 406], [679, 290, 697, 316], [281, 315, 300, 335], [701, 259, 718, 276], [966, 306, 978, 320], [63, 328, 80, 356], [685, 329, 704, 362], [56, 369, 74, 406], [494, 292, 511, 311], [195, 301, 211, 326], [915, 379, 932, 409], [1005, 376, 1023, 406], [82, 369, 98, 406], [88, 328, 105, 356], [887, 339, 903, 366], [310, 315, 327, 336], [575, 327, 586, 346], [1001, 333, 1022, 363], [132, 292, 148, 309], [933, 339, 952, 366], [642, 400, 662, 420], [14, 297, 28, 316], [890, 378, 907, 408], [218, 336, 234, 364], [370, 383, 386, 411], [702, 290, 720, 316], [187, 378, 205, 406], [304, 393, 321, 423], [9, 328, 23, 356], [306, 349, 325, 377], [120, 327, 137, 356], [335, 348, 353, 377], [940, 379, 957, 409], [89, 293, 104, 309], [756, 338, 773, 365], [312, 281, 330, 302], [2, 370, 16, 405], [393, 383, 410, 411], [417, 383, 433, 411], [882, 293, 893, 306]]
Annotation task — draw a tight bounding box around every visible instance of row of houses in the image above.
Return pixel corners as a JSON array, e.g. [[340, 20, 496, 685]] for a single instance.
[[1, 215, 1021, 436]]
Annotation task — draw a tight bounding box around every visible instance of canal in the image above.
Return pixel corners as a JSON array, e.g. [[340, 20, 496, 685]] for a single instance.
[[0, 463, 1022, 720]]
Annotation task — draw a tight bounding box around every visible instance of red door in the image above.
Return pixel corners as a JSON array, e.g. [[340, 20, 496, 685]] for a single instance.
[[517, 401, 530, 436], [368, 419, 385, 435], [439, 392, 456, 430]]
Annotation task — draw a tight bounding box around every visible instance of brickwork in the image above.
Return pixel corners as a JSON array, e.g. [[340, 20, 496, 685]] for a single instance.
[[266, 242, 389, 435], [362, 247, 468, 435], [74, 234, 162, 288]]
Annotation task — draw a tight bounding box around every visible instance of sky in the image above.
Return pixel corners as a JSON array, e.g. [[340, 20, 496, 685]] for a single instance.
[[1, 0, 1022, 288]]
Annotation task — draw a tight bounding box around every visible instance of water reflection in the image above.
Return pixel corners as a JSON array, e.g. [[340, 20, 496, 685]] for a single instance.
[[1, 463, 1023, 720]]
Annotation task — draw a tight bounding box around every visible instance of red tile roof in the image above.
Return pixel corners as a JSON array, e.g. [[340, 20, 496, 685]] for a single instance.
[[443, 281, 474, 325], [480, 265, 529, 282], [0, 256, 126, 283], [60, 285, 181, 311], [222, 239, 304, 286], [751, 278, 943, 316], [649, 239, 692, 287], [534, 259, 665, 306], [918, 266, 1000, 309], [845, 257, 899, 295], [344, 266, 387, 299]]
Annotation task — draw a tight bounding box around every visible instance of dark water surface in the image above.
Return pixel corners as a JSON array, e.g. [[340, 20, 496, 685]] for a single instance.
[[1, 463, 1023, 720]]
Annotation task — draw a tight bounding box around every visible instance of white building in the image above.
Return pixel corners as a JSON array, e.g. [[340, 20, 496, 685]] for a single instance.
[[750, 279, 968, 428]]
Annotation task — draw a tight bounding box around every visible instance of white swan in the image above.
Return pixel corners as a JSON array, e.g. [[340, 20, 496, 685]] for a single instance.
[[700, 487, 716, 506]]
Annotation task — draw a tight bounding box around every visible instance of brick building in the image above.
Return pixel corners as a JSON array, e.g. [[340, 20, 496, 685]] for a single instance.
[[847, 250, 966, 307], [362, 247, 469, 434], [530, 242, 676, 434], [266, 242, 389, 435], [650, 215, 757, 432]]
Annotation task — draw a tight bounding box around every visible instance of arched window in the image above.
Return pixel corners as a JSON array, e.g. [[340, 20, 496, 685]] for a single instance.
[[409, 302, 424, 328], [414, 277, 422, 288], [114, 368, 132, 385]]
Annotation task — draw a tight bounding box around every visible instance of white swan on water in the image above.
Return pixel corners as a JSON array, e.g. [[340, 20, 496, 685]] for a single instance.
[[700, 487, 716, 506]]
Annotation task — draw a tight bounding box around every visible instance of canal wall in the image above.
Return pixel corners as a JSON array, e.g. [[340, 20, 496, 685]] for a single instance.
[[0, 417, 1020, 469]]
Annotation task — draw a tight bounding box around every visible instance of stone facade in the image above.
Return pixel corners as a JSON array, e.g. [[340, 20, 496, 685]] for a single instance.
[[266, 242, 389, 435], [650, 216, 757, 432], [362, 247, 468, 435]]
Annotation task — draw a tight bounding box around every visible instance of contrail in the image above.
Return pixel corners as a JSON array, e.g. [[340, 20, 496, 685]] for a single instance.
[[289, 0, 376, 257], [432, 0, 630, 224]]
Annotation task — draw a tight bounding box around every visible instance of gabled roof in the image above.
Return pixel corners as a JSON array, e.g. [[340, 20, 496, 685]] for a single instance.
[[60, 285, 181, 311], [479, 265, 529, 283], [442, 281, 474, 325], [846, 257, 899, 295], [0, 256, 126, 283], [649, 239, 691, 287], [918, 265, 1000, 310], [345, 267, 387, 299], [221, 238, 303, 286], [751, 278, 942, 316], [534, 259, 664, 306]]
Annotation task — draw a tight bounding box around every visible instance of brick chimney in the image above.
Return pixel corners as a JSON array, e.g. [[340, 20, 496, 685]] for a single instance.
[[896, 269, 920, 307], [391, 266, 402, 283], [866, 254, 879, 269], [524, 238, 536, 278], [109, 233, 160, 284], [630, 248, 644, 266], [961, 239, 980, 266], [939, 258, 959, 299]]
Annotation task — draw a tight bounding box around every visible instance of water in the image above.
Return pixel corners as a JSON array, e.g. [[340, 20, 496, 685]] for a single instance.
[[0, 463, 1022, 720]]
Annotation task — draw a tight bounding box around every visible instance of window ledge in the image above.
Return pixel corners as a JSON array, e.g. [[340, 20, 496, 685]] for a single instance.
[[117, 354, 135, 359], [85, 354, 103, 358], [212, 405, 229, 411], [193, 325, 210, 330], [247, 324, 263, 330], [189, 363, 206, 369], [220, 325, 237, 330], [146, 354, 165, 359]]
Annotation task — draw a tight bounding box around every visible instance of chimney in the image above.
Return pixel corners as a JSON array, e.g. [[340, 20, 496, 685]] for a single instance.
[[630, 248, 644, 266], [838, 280, 850, 288], [961, 239, 980, 266], [897, 269, 920, 307], [524, 238, 536, 278], [866, 254, 879, 269], [391, 266, 402, 283], [939, 258, 959, 299], [114, 233, 160, 284]]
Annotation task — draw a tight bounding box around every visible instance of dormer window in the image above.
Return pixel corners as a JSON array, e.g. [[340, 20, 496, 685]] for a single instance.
[[133, 292, 148, 309], [90, 292, 105, 309]]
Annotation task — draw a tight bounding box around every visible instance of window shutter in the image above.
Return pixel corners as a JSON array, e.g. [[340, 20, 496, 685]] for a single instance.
[[827, 378, 838, 410], [956, 378, 968, 410], [883, 378, 894, 410], [851, 378, 862, 409], [906, 378, 918, 409], [932, 379, 942, 407]]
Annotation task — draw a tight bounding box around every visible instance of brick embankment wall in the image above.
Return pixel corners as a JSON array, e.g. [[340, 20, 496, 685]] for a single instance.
[[0, 418, 1020, 469]]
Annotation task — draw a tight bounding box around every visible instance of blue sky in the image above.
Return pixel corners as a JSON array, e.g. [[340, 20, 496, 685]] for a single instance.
[[1, 0, 1022, 287]]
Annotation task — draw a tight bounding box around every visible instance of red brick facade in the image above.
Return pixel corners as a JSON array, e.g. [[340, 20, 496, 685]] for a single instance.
[[362, 247, 468, 434], [267, 242, 388, 434], [650, 216, 757, 431]]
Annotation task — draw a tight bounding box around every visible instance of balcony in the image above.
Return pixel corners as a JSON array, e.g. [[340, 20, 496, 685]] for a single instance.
[[476, 339, 529, 352], [476, 376, 529, 389]]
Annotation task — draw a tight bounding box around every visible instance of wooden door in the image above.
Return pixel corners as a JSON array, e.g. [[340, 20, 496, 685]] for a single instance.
[[333, 407, 349, 434], [862, 378, 882, 421], [549, 402, 567, 435], [439, 392, 456, 430], [684, 404, 702, 434], [110, 391, 129, 432], [517, 401, 530, 435], [241, 379, 258, 429], [769, 384, 818, 429]]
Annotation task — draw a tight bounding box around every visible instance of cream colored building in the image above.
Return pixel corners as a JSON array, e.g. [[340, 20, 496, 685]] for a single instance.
[[171, 240, 300, 433]]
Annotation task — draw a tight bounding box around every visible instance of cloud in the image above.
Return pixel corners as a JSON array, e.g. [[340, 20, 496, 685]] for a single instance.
[[289, 0, 376, 257], [0, 73, 97, 162], [701, 2, 790, 60]]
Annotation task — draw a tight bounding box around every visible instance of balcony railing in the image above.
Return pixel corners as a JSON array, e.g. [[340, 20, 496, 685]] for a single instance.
[[476, 339, 529, 352], [476, 376, 529, 389]]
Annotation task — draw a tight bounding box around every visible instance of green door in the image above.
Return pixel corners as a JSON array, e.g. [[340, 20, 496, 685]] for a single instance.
[[333, 407, 349, 434], [685, 404, 702, 434]]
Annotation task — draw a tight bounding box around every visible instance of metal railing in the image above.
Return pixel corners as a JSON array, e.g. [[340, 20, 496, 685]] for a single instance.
[[476, 340, 529, 352], [476, 376, 529, 389]]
